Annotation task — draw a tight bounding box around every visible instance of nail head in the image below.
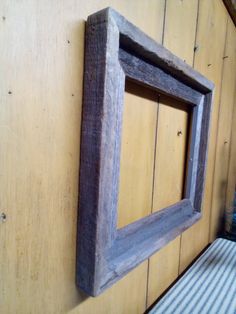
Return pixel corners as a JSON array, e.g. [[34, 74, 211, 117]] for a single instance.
[[0, 212, 7, 222]]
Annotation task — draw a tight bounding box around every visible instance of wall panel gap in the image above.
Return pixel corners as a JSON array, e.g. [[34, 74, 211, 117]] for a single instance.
[[208, 16, 229, 241], [150, 97, 160, 212], [145, 96, 160, 310], [145, 1, 166, 308], [161, 0, 167, 45], [178, 0, 200, 276], [192, 0, 201, 68]]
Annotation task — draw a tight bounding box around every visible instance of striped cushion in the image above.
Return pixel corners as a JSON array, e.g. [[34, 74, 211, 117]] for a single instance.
[[149, 238, 236, 314]]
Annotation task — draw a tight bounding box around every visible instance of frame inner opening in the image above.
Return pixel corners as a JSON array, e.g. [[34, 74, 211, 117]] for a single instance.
[[117, 79, 192, 229]]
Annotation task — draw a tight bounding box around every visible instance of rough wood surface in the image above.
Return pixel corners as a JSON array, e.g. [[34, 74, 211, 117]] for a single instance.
[[77, 14, 125, 295], [185, 97, 204, 204], [1, 1, 235, 313], [103, 203, 201, 293], [119, 49, 202, 105], [193, 93, 213, 211], [77, 7, 214, 296], [89, 7, 214, 93]]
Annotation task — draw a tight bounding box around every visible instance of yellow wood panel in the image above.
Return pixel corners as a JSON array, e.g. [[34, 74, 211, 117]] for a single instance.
[[164, 0, 198, 65], [180, 0, 228, 272], [116, 0, 165, 229], [147, 98, 189, 305], [1, 0, 235, 313], [210, 18, 236, 240], [226, 95, 236, 210], [147, 237, 180, 307], [152, 98, 189, 211], [147, 0, 198, 305], [73, 262, 147, 314], [117, 82, 158, 228], [0, 1, 166, 313]]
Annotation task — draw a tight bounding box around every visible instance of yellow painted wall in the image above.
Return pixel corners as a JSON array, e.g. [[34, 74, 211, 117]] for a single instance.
[[0, 0, 235, 313]]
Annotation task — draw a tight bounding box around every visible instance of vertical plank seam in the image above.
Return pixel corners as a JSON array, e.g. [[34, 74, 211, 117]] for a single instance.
[[220, 28, 236, 229], [145, 0, 167, 308], [208, 16, 229, 242], [145, 95, 160, 310], [192, 0, 201, 69], [224, 75, 236, 214], [150, 95, 161, 213], [178, 0, 201, 276], [161, 0, 167, 45]]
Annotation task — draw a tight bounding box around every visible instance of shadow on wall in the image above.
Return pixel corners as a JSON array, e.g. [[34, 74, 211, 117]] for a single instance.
[[217, 178, 230, 237], [64, 18, 91, 310]]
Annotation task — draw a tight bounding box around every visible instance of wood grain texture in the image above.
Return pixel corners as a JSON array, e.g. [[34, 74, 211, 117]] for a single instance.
[[77, 15, 124, 295], [0, 0, 235, 312], [77, 7, 211, 295], [109, 11, 213, 93], [0, 0, 165, 312], [78, 0, 213, 303], [180, 0, 228, 272], [119, 49, 202, 105], [210, 17, 236, 240]]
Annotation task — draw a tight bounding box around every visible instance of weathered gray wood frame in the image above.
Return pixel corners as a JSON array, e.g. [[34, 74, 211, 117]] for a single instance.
[[76, 7, 214, 296]]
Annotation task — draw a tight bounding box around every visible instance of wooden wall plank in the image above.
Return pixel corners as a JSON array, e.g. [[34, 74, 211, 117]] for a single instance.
[[0, 0, 235, 312], [147, 237, 180, 307], [152, 99, 190, 211], [117, 83, 158, 228], [147, 99, 189, 306], [210, 17, 236, 240], [0, 1, 165, 313], [163, 0, 199, 65], [74, 262, 148, 314], [226, 91, 236, 210], [180, 0, 228, 272], [147, 0, 198, 306]]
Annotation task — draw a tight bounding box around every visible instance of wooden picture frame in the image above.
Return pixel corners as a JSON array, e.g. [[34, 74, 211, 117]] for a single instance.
[[76, 7, 214, 296]]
